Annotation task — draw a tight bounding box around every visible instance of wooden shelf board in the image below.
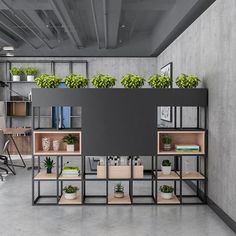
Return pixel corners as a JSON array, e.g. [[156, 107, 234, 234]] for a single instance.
[[177, 171, 205, 179], [34, 172, 57, 180], [157, 195, 180, 204], [158, 151, 205, 155], [59, 175, 81, 180], [108, 195, 131, 204], [158, 131, 205, 134], [155, 171, 180, 180], [59, 194, 82, 205], [34, 151, 81, 156], [33, 130, 81, 134]]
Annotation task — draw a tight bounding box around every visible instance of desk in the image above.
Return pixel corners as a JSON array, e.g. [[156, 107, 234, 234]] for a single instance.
[[2, 128, 31, 173]]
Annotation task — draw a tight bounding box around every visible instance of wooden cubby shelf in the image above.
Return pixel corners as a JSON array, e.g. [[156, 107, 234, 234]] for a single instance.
[[156, 171, 179, 180], [176, 171, 205, 180], [157, 130, 205, 155], [59, 175, 81, 180], [33, 130, 82, 156], [154, 171, 205, 180], [59, 195, 82, 205], [108, 195, 131, 204], [34, 172, 57, 180], [157, 195, 180, 204]]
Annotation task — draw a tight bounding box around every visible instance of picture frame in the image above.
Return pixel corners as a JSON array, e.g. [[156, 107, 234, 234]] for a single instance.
[[160, 62, 173, 122]]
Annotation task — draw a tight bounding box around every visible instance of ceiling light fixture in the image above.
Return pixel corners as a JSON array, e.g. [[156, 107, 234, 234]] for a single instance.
[[3, 46, 14, 51], [6, 52, 14, 57], [120, 24, 126, 29]]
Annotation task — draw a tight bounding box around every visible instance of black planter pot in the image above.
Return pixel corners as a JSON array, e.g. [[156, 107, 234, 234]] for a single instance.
[[47, 168, 52, 174]]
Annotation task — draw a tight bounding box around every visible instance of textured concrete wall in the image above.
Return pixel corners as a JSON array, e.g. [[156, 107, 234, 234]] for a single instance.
[[156, 0, 236, 220]]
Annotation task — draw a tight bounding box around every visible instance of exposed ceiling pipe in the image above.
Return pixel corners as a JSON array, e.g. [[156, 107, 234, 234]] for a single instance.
[[50, 0, 83, 48], [103, 0, 108, 49], [90, 0, 101, 49], [0, 11, 38, 49], [1, 0, 54, 49]]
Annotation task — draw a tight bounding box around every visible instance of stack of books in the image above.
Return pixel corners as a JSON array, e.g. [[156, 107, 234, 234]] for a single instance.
[[175, 145, 200, 152], [62, 166, 80, 176]]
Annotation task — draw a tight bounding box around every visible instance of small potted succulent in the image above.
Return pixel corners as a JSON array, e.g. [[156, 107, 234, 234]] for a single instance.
[[43, 157, 55, 174], [114, 182, 124, 198], [176, 74, 200, 88], [64, 74, 88, 88], [161, 160, 171, 175], [91, 74, 116, 88], [9, 67, 24, 81], [35, 74, 61, 88], [148, 74, 172, 88], [63, 185, 78, 200], [63, 134, 78, 152], [121, 74, 145, 88], [160, 185, 174, 199], [24, 67, 38, 82], [162, 135, 172, 151]]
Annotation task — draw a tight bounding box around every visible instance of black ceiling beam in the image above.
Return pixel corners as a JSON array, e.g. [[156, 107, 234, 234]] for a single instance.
[[91, 0, 101, 48], [0, 31, 17, 46]]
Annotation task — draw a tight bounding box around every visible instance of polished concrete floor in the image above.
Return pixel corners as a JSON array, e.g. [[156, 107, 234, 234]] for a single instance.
[[0, 164, 235, 236]]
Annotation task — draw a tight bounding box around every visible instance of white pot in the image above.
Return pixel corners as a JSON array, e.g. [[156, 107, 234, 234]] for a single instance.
[[53, 140, 60, 152], [27, 75, 35, 82], [160, 192, 173, 200], [114, 192, 124, 198], [64, 192, 77, 200], [163, 144, 171, 151], [66, 144, 75, 152], [12, 75, 20, 81], [161, 165, 171, 175]]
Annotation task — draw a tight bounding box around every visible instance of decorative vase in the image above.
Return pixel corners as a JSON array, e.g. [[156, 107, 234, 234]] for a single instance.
[[53, 140, 60, 152], [160, 192, 173, 200], [65, 192, 77, 200], [27, 75, 35, 82], [163, 144, 171, 151], [47, 168, 52, 174], [114, 192, 124, 198], [12, 75, 20, 81], [42, 137, 50, 151], [66, 144, 75, 152], [161, 165, 171, 175]]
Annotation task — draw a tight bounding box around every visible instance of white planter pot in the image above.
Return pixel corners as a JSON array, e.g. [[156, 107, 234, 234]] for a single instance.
[[163, 144, 171, 151], [114, 192, 124, 198], [27, 75, 35, 82], [161, 165, 171, 175], [160, 192, 173, 200], [12, 75, 20, 81], [66, 144, 75, 152], [64, 192, 77, 200], [53, 140, 60, 152]]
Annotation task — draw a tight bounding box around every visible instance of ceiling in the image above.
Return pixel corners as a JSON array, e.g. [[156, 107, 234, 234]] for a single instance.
[[0, 0, 216, 57]]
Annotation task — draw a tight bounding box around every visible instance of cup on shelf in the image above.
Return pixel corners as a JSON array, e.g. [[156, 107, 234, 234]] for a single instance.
[[53, 140, 60, 152]]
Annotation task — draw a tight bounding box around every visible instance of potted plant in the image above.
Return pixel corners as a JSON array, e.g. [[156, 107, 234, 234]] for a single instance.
[[114, 182, 124, 198], [63, 185, 78, 200], [91, 74, 116, 88], [64, 74, 88, 88], [162, 135, 172, 151], [148, 74, 172, 88], [160, 185, 174, 199], [161, 160, 171, 175], [24, 67, 38, 82], [9, 67, 23, 81], [121, 74, 145, 88], [63, 134, 78, 152], [176, 74, 200, 88], [35, 74, 61, 88], [43, 157, 55, 174]]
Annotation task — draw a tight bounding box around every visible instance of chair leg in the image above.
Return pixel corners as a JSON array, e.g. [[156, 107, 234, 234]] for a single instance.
[[0, 166, 8, 174], [6, 150, 16, 175], [0, 174, 3, 181]]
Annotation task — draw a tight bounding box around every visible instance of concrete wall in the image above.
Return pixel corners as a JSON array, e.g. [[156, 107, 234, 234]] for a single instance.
[[156, 0, 236, 221]]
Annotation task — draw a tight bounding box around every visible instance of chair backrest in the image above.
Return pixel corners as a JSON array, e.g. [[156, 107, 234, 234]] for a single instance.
[[0, 130, 9, 155]]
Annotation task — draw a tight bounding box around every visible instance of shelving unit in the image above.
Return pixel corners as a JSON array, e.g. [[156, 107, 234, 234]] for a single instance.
[[32, 88, 208, 206]]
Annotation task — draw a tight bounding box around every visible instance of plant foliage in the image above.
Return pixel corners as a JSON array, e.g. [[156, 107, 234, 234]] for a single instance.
[[121, 74, 145, 88], [148, 74, 172, 88], [24, 67, 38, 76], [63, 185, 78, 193], [114, 182, 124, 193], [35, 74, 61, 88], [162, 135, 172, 144], [91, 74, 116, 88], [64, 74, 88, 88], [176, 74, 200, 88], [160, 185, 174, 193], [9, 67, 24, 76], [43, 157, 55, 169], [162, 160, 171, 166], [63, 134, 78, 145]]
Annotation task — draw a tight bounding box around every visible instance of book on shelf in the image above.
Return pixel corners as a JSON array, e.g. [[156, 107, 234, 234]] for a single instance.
[[175, 144, 200, 151], [62, 166, 80, 176]]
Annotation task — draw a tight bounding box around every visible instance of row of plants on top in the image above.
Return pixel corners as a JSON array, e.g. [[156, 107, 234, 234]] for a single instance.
[[10, 67, 38, 81], [33, 73, 201, 89]]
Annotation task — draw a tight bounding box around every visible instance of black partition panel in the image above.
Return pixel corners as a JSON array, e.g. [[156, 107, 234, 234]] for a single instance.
[[32, 88, 208, 155]]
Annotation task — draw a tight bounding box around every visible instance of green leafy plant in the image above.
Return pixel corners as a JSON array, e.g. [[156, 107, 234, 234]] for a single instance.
[[176, 74, 200, 88], [162, 160, 171, 166], [63, 134, 78, 145], [121, 74, 145, 88], [43, 157, 55, 169], [35, 74, 61, 88], [160, 185, 174, 193], [114, 182, 124, 193], [91, 74, 116, 88], [148, 74, 172, 88], [64, 74, 88, 88], [24, 67, 38, 76], [9, 67, 24, 76], [162, 135, 172, 144], [63, 185, 78, 194]]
